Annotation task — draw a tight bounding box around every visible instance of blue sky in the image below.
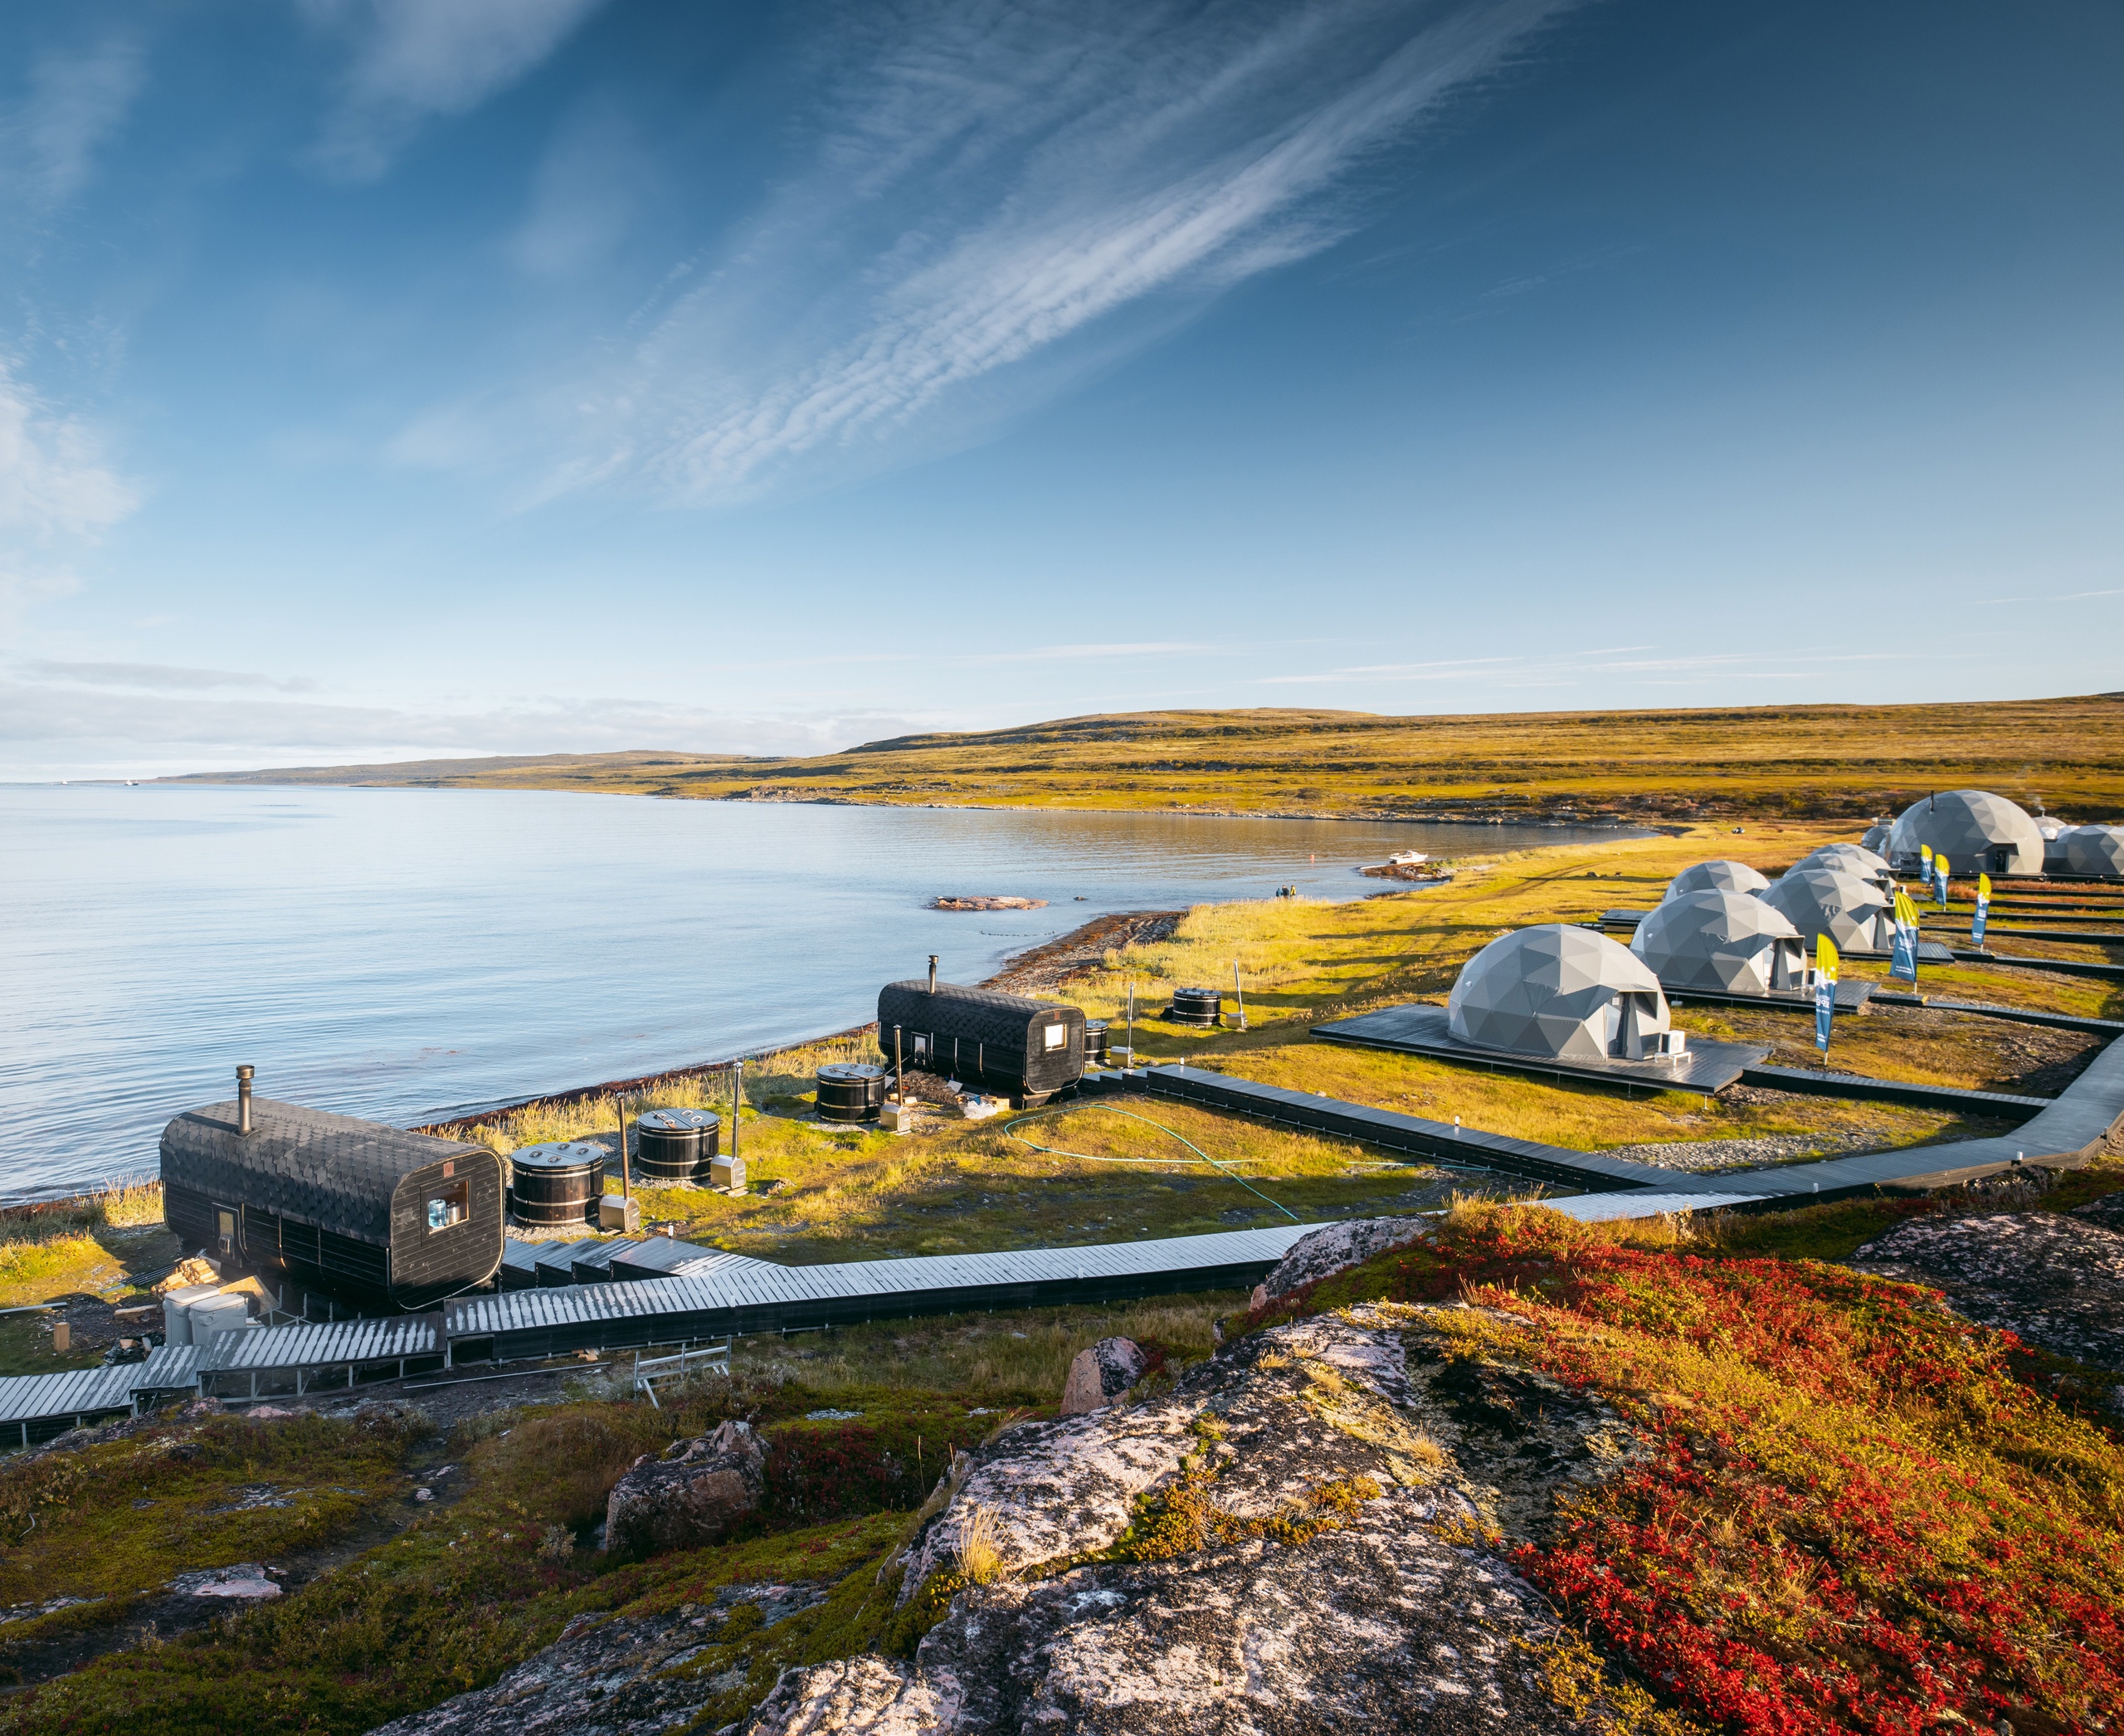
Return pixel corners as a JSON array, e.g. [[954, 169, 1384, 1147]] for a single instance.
[[2, 0, 2120, 778]]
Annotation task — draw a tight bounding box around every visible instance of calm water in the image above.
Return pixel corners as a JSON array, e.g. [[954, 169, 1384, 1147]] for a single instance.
[[2, 784, 1621, 1201]]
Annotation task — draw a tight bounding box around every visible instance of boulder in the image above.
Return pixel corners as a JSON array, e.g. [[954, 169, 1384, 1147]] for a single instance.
[[1258, 1216, 1433, 1303], [1059, 1336, 1147, 1415], [606, 1418, 767, 1557]]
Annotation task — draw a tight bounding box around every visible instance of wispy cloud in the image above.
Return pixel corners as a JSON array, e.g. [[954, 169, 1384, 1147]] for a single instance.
[[0, 362, 139, 638], [0, 363, 136, 539], [1262, 646, 1949, 689], [1973, 587, 2122, 605], [0, 34, 145, 207], [303, 0, 610, 182], [0, 673, 943, 770], [21, 660, 319, 694], [465, 0, 1570, 507]]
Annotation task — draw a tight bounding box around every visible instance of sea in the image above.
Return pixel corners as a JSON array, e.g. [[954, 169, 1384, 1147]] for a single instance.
[[1, 783, 1626, 1202]]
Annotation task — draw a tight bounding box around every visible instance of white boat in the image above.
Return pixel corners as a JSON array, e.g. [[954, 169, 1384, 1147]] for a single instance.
[[1387, 850, 1429, 866]]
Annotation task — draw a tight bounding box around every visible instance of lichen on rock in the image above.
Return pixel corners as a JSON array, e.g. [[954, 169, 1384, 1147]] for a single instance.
[[758, 1304, 1644, 1734]]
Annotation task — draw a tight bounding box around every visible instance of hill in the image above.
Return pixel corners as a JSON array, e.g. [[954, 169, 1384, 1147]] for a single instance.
[[159, 694, 2124, 822]]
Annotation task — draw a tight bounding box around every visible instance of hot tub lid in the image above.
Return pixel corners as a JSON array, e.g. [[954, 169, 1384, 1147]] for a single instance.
[[511, 1140, 607, 1169], [636, 1109, 719, 1134]]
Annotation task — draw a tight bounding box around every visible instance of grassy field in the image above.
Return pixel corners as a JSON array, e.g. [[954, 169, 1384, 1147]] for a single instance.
[[160, 695, 2124, 822], [413, 819, 2117, 1262], [2, 818, 2120, 1734]]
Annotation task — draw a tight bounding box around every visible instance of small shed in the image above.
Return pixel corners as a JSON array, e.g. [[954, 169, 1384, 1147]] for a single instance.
[[1662, 860, 1770, 902], [161, 1096, 504, 1311], [1631, 890, 1805, 995], [876, 979, 1087, 1102], [2061, 824, 2124, 878], [1887, 791, 2044, 877], [1448, 926, 1673, 1063], [1756, 867, 1891, 953]]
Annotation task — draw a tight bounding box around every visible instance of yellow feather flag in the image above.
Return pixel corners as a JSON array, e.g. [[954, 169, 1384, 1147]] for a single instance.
[[1919, 842, 1934, 869], [1815, 934, 1839, 983], [1978, 871, 1993, 903], [1893, 889, 1922, 929]]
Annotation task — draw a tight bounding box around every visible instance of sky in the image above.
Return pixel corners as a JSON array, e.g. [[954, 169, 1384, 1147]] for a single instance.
[[2, 0, 2121, 780]]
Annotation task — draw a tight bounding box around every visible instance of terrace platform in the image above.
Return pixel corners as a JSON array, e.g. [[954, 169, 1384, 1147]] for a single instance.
[[1309, 1003, 1769, 1093]]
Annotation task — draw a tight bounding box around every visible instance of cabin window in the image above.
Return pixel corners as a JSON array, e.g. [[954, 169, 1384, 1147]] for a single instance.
[[426, 1179, 470, 1231], [1042, 1022, 1068, 1051], [216, 1209, 236, 1244], [913, 1034, 929, 1058]]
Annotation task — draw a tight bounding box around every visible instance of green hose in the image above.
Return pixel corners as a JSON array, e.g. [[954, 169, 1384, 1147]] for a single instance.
[[1001, 1105, 1303, 1225]]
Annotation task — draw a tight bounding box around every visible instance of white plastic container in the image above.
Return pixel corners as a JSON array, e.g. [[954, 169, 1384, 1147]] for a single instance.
[[188, 1295, 251, 1343], [160, 1284, 222, 1347]]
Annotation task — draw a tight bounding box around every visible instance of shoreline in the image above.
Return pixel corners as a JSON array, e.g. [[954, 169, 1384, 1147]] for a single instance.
[[131, 777, 1688, 832], [412, 906, 1186, 1139]]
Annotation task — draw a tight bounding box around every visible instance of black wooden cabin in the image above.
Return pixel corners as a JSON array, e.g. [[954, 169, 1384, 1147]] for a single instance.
[[161, 1096, 504, 1310], [876, 980, 1087, 1102]]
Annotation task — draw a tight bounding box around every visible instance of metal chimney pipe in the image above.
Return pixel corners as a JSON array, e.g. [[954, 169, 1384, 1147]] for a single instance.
[[236, 1065, 255, 1135], [928, 954, 938, 993]]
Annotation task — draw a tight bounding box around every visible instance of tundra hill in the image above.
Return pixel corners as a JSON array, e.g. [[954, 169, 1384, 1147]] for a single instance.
[[161, 693, 2124, 822]]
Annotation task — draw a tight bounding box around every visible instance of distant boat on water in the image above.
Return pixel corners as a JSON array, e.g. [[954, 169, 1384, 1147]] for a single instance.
[[1387, 850, 1429, 866]]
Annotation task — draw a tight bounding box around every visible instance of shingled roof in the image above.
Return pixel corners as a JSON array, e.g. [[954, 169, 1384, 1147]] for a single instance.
[[160, 1097, 485, 1246]]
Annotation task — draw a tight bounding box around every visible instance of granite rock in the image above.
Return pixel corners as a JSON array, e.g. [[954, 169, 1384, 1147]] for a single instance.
[[1060, 1337, 1147, 1416], [607, 1419, 768, 1558], [1854, 1206, 2124, 1373], [760, 1301, 1641, 1733]]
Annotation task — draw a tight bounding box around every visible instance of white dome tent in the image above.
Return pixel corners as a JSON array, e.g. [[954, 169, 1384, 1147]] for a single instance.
[[2038, 816, 2073, 873], [1630, 891, 1806, 995], [1789, 843, 1891, 884], [1662, 860, 1771, 902], [1887, 791, 2044, 878], [1860, 821, 1892, 855], [2061, 825, 2124, 878], [1448, 926, 1673, 1063], [1758, 867, 1893, 953]]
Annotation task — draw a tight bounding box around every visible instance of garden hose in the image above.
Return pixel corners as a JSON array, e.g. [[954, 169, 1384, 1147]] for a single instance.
[[1001, 1104, 1303, 1225]]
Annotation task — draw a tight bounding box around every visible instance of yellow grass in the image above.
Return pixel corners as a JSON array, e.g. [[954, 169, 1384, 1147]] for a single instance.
[[165, 695, 2124, 822]]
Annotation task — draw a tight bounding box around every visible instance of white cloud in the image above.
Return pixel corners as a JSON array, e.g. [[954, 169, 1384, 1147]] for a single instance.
[[0, 363, 137, 538], [304, 0, 611, 182], [510, 100, 653, 276], [446, 0, 1569, 507], [0, 35, 145, 207], [21, 660, 319, 694], [0, 671, 948, 774]]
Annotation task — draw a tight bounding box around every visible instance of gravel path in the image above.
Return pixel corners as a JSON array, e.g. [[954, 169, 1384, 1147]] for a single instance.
[[1595, 1130, 1885, 1174]]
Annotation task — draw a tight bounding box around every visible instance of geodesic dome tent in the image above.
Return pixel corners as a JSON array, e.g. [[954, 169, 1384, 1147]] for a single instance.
[[1757, 867, 1892, 952], [2061, 825, 2124, 878], [1860, 822, 1891, 855], [2036, 817, 2072, 841], [1790, 843, 1891, 884], [1630, 890, 1805, 995], [1448, 925, 1672, 1062], [1662, 859, 1771, 902], [1887, 791, 2044, 877]]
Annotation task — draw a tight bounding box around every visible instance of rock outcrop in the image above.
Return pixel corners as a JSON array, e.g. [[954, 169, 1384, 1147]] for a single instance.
[[752, 1303, 1642, 1734], [364, 1582, 826, 1735], [1059, 1337, 1147, 1415], [1254, 1215, 1432, 1304], [1854, 1204, 2124, 1373], [606, 1419, 767, 1557]]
